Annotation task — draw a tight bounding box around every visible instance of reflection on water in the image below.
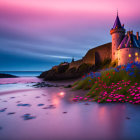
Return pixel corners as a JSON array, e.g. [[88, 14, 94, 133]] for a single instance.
[[0, 78, 140, 140]]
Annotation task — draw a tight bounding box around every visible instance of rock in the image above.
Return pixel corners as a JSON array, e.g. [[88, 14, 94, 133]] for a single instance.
[[10, 97, 15, 99], [0, 108, 7, 112], [126, 117, 131, 120], [17, 104, 31, 107], [64, 85, 72, 88], [0, 73, 18, 78], [63, 112, 67, 114], [22, 114, 36, 120], [43, 105, 56, 109], [35, 96, 40, 98], [38, 104, 44, 106], [32, 82, 55, 88], [3, 100, 7, 102], [7, 112, 16, 115], [38, 63, 82, 81]]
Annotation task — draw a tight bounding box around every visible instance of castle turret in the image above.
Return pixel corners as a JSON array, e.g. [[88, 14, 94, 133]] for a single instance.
[[110, 13, 125, 61]]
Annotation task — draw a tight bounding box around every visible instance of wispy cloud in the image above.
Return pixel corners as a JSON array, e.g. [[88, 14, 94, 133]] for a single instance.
[[0, 0, 140, 70]]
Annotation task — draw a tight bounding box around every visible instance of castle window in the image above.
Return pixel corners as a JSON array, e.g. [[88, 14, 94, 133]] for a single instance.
[[135, 52, 138, 56], [128, 54, 131, 58]]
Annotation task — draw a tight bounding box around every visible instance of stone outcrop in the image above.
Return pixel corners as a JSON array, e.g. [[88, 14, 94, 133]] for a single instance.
[[39, 63, 92, 81], [39, 42, 112, 81]]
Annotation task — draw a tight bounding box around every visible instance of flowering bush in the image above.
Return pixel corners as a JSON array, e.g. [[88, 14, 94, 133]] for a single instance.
[[72, 62, 140, 104]]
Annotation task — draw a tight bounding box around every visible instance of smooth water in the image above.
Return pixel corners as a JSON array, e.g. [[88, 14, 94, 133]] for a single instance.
[[0, 77, 140, 140]]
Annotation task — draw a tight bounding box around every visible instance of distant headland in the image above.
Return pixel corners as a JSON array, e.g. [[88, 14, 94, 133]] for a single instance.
[[0, 73, 18, 78]]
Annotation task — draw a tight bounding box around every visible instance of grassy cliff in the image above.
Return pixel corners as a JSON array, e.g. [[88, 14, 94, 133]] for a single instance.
[[72, 62, 140, 104]]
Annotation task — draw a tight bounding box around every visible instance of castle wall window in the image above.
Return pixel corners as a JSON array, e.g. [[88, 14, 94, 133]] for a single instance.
[[135, 52, 138, 56]]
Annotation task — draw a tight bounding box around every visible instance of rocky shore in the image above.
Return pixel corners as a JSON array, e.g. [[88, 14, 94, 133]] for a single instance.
[[39, 43, 113, 81], [39, 62, 97, 81]]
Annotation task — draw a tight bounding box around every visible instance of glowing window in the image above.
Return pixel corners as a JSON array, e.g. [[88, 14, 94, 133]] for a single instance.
[[128, 54, 131, 57], [135, 52, 138, 56]]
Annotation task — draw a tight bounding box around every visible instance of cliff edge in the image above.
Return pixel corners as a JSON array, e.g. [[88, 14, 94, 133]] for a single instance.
[[39, 42, 112, 81]]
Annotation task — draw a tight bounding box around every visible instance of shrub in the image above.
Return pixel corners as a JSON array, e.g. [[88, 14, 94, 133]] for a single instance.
[[77, 63, 91, 73], [67, 67, 77, 73], [58, 64, 69, 73]]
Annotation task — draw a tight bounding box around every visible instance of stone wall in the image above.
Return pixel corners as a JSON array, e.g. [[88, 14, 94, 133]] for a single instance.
[[83, 42, 112, 65], [69, 42, 112, 69]]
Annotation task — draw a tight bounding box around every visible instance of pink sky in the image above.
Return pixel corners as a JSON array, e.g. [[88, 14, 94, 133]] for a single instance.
[[0, 0, 140, 70]]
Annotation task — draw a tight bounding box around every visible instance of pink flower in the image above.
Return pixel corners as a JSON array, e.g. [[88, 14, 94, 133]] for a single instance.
[[106, 99, 112, 102], [97, 100, 101, 103], [131, 93, 135, 96], [73, 98, 78, 101]]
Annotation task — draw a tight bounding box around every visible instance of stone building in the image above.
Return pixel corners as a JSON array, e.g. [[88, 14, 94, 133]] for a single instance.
[[110, 13, 140, 65]]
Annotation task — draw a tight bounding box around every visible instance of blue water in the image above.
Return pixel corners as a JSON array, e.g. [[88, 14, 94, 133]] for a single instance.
[[0, 71, 43, 77]]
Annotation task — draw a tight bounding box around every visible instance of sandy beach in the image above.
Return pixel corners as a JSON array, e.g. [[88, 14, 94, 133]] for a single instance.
[[0, 77, 140, 140]]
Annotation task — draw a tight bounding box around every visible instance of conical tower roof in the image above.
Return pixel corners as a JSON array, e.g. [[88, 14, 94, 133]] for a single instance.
[[112, 13, 122, 29]]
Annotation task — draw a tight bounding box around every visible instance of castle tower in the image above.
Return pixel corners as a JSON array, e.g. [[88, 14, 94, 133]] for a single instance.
[[110, 13, 125, 61]]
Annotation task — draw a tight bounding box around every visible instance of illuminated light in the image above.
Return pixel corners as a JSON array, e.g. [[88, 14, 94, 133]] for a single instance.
[[53, 98, 59, 105], [59, 92, 64, 96], [135, 52, 138, 56], [128, 54, 131, 57]]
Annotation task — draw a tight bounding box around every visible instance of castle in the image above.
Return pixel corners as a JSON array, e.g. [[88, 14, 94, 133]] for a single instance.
[[60, 14, 140, 70], [110, 13, 140, 65]]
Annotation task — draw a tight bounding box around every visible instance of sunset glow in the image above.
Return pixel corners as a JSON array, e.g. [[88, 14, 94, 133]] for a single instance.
[[0, 0, 140, 71]]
